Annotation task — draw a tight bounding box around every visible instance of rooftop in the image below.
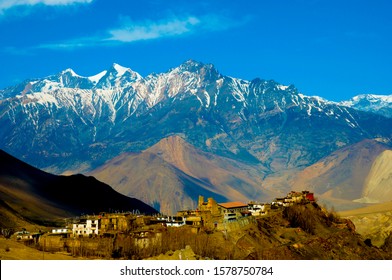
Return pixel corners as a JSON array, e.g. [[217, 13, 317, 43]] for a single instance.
[[218, 202, 248, 209]]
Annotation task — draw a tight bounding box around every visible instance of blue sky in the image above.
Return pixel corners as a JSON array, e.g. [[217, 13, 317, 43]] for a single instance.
[[0, 0, 391, 101]]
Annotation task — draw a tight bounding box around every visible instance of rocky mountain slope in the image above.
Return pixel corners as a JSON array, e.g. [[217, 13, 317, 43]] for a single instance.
[[1, 60, 392, 214], [0, 149, 157, 228], [1, 60, 391, 176]]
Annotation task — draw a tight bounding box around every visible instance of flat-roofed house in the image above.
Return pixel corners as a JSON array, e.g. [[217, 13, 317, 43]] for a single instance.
[[218, 202, 248, 220], [72, 219, 99, 237]]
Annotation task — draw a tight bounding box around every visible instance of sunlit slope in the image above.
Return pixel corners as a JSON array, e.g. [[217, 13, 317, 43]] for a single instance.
[[90, 136, 277, 215], [358, 150, 392, 203]]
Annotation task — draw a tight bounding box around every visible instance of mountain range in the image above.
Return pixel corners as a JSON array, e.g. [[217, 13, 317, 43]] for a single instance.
[[1, 60, 391, 214], [340, 94, 392, 118]]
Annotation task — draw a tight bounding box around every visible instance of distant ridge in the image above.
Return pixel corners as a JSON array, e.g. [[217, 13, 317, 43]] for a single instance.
[[290, 139, 392, 210]]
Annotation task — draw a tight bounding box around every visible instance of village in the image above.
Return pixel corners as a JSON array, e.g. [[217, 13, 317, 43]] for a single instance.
[[12, 190, 314, 238], [9, 190, 315, 258]]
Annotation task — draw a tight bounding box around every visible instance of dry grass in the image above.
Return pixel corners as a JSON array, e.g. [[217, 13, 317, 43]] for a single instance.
[[0, 237, 77, 260]]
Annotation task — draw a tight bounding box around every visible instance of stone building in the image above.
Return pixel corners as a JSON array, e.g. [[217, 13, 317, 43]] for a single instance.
[[197, 196, 220, 216], [99, 213, 136, 233]]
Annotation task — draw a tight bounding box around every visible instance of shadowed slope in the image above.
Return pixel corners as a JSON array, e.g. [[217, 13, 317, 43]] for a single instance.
[[0, 149, 157, 227]]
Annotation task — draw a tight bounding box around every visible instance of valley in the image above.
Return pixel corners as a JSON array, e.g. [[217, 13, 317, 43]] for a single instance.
[[1, 60, 392, 260]]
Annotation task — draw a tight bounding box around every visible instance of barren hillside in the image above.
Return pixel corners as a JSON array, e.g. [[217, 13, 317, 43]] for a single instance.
[[90, 136, 277, 214]]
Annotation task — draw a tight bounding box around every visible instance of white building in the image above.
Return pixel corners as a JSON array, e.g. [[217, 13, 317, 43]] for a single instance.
[[166, 216, 185, 227], [248, 202, 270, 216], [51, 228, 72, 234], [72, 219, 99, 236]]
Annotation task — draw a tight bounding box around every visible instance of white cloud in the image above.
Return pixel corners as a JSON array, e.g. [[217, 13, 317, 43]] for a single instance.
[[24, 13, 250, 50], [0, 0, 93, 12], [105, 14, 250, 43], [107, 16, 201, 43]]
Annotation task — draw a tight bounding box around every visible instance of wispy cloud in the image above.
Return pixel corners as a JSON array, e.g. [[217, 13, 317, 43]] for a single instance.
[[106, 14, 252, 43], [36, 36, 100, 50], [36, 13, 250, 50], [0, 0, 93, 13], [107, 16, 201, 43], [2, 13, 250, 53]]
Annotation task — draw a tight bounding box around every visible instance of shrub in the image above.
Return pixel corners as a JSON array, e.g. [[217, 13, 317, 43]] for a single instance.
[[283, 205, 316, 234]]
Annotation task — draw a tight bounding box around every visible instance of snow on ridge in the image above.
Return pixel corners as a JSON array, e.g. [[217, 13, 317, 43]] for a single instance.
[[203, 90, 210, 108], [299, 93, 334, 103], [277, 85, 289, 91], [62, 68, 81, 77], [9, 62, 382, 121], [89, 70, 107, 84], [113, 63, 130, 77], [309, 95, 329, 103], [359, 93, 392, 103], [24, 92, 59, 107], [40, 79, 62, 92], [344, 93, 392, 102], [339, 94, 392, 110]]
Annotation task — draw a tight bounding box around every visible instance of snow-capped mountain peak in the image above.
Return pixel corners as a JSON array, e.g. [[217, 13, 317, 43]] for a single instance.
[[340, 94, 392, 118], [178, 59, 217, 74], [1, 60, 392, 176], [94, 63, 142, 89], [341, 93, 392, 106], [61, 68, 80, 77], [112, 63, 130, 77], [88, 70, 107, 84]]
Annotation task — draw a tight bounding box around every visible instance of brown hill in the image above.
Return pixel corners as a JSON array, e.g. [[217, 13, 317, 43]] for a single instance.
[[290, 139, 391, 210], [358, 150, 392, 203], [0, 149, 157, 228], [90, 135, 276, 215], [339, 201, 392, 247], [339, 201, 392, 216], [144, 203, 390, 259]]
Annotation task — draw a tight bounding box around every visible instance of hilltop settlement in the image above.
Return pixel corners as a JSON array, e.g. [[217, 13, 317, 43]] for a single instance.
[[3, 189, 392, 260], [14, 191, 315, 239], [4, 189, 380, 260]]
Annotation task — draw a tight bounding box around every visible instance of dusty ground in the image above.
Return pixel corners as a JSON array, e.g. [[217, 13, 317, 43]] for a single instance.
[[0, 237, 78, 260], [145, 245, 199, 260], [339, 201, 392, 247]]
